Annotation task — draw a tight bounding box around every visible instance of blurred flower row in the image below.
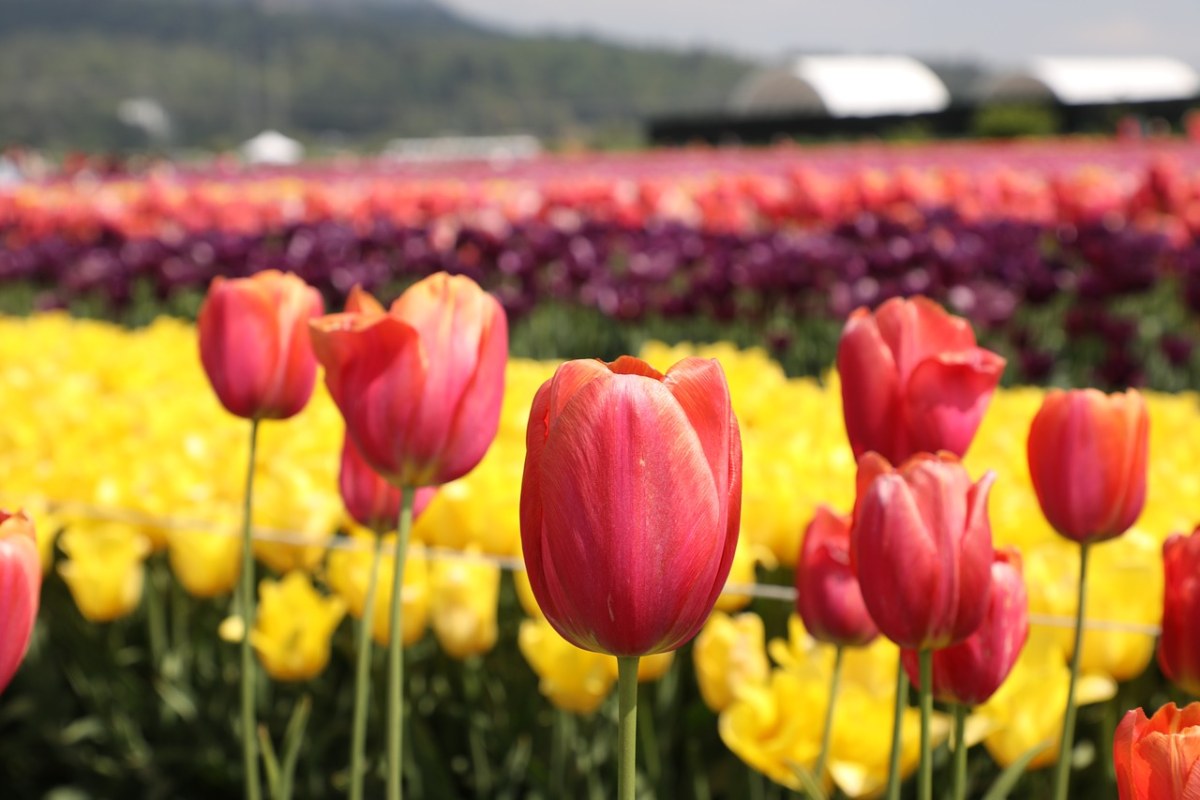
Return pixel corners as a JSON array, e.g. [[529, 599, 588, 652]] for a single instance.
[[1, 310, 1194, 793]]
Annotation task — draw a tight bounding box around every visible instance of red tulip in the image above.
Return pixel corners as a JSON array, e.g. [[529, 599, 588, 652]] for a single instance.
[[795, 506, 877, 647], [851, 452, 995, 650], [1114, 702, 1200, 800], [339, 435, 436, 533], [1027, 388, 1148, 543], [520, 356, 742, 657], [310, 273, 508, 488], [1158, 527, 1200, 695], [0, 511, 40, 695], [901, 547, 1028, 705], [198, 270, 324, 420], [837, 296, 1005, 465]]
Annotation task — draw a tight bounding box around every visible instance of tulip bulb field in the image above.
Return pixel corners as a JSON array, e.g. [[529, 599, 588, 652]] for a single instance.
[[2, 138, 1200, 799]]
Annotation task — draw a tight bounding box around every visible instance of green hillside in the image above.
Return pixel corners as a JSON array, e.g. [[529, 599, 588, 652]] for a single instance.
[[0, 0, 753, 151]]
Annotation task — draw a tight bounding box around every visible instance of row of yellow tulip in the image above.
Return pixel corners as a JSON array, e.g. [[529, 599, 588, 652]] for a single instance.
[[0, 312, 1190, 794]]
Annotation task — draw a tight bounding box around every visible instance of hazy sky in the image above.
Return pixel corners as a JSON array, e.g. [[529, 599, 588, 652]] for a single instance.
[[441, 1, 1200, 66]]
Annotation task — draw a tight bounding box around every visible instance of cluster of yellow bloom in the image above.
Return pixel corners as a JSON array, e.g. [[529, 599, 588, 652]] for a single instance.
[[0, 314, 1190, 796]]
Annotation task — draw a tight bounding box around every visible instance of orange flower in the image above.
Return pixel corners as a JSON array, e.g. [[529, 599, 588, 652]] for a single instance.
[[1114, 702, 1200, 799]]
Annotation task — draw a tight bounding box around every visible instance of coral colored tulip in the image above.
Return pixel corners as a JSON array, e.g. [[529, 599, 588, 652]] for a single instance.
[[1027, 388, 1148, 544], [837, 296, 1005, 465], [198, 270, 324, 420], [0, 511, 40, 695], [1114, 702, 1200, 800], [310, 273, 508, 488], [796, 505, 878, 647], [851, 452, 995, 650], [1159, 528, 1200, 695], [339, 435, 435, 533], [521, 355, 742, 656], [901, 547, 1028, 705]]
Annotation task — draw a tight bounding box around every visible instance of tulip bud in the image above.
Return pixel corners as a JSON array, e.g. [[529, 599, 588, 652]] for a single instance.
[[310, 273, 508, 488], [1159, 528, 1200, 695], [851, 452, 995, 650], [1027, 388, 1148, 544], [198, 270, 324, 420], [795, 505, 877, 647], [0, 511, 40, 695], [1114, 702, 1200, 800], [837, 296, 1005, 464], [339, 435, 436, 533], [520, 355, 742, 656], [902, 547, 1028, 705], [250, 572, 346, 682]]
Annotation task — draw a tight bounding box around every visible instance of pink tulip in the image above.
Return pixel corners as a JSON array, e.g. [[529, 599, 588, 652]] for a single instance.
[[795, 506, 877, 647], [902, 547, 1028, 705], [521, 356, 742, 656], [852, 452, 995, 650], [198, 270, 324, 420], [310, 273, 508, 488], [0, 511, 40, 695], [837, 296, 1005, 465], [339, 435, 436, 533]]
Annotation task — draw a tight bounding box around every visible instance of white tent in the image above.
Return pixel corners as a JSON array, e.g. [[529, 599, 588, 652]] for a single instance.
[[239, 130, 305, 166], [728, 55, 951, 118], [981, 57, 1200, 105]]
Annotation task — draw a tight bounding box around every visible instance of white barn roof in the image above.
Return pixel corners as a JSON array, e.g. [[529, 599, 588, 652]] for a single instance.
[[729, 56, 952, 118], [240, 130, 305, 166], [982, 57, 1200, 105]]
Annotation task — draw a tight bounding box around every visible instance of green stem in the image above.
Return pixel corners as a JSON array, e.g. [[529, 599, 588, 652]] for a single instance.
[[814, 645, 844, 783], [240, 418, 262, 800], [617, 656, 640, 800], [886, 661, 908, 800], [953, 704, 968, 800], [1052, 542, 1091, 800], [387, 490, 415, 800], [551, 708, 570, 798], [349, 534, 384, 800], [918, 649, 933, 800]]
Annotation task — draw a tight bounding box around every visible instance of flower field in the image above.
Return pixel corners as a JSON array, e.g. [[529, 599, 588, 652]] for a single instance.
[[2, 138, 1200, 798]]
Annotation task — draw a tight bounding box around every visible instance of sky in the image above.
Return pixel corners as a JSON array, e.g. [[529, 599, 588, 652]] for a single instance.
[[441, 0, 1200, 67]]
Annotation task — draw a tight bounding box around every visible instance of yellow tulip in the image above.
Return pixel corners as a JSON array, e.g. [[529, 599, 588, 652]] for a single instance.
[[719, 667, 826, 791], [693, 611, 771, 713], [978, 630, 1117, 770], [167, 524, 241, 598], [518, 617, 615, 715], [327, 535, 429, 647], [604, 650, 675, 683], [428, 546, 500, 660], [57, 523, 151, 622], [250, 571, 346, 682]]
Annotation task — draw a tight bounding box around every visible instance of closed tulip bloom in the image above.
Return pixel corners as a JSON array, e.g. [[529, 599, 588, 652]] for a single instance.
[[198, 270, 324, 420], [1027, 388, 1148, 543], [796, 506, 878, 647], [901, 547, 1028, 705], [0, 511, 40, 695], [339, 434, 436, 533], [1114, 702, 1200, 800], [852, 452, 995, 650], [521, 355, 742, 656], [310, 274, 508, 488], [1159, 528, 1200, 695], [837, 296, 1005, 465]]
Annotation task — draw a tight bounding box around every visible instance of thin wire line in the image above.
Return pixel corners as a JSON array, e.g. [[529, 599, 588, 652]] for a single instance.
[[10, 494, 1163, 635]]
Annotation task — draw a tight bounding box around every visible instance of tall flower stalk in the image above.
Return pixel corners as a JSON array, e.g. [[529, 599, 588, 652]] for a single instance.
[[387, 492, 416, 800], [239, 419, 262, 800]]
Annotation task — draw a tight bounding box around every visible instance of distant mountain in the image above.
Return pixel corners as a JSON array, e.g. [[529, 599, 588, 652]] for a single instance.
[[0, 0, 753, 151]]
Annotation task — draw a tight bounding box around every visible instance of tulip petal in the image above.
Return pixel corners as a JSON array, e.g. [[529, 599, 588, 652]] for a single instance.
[[198, 278, 280, 417], [345, 284, 385, 315], [874, 295, 977, 383], [535, 373, 721, 655], [905, 348, 1005, 458], [837, 309, 903, 461], [0, 513, 39, 694]]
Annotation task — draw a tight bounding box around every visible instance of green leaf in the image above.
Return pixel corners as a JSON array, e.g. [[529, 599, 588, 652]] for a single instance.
[[258, 725, 281, 800], [787, 760, 828, 800], [278, 695, 313, 800], [981, 742, 1051, 800]]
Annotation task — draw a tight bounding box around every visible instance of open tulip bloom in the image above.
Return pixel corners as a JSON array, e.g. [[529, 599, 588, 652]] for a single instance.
[[520, 354, 742, 800], [310, 272, 507, 800]]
